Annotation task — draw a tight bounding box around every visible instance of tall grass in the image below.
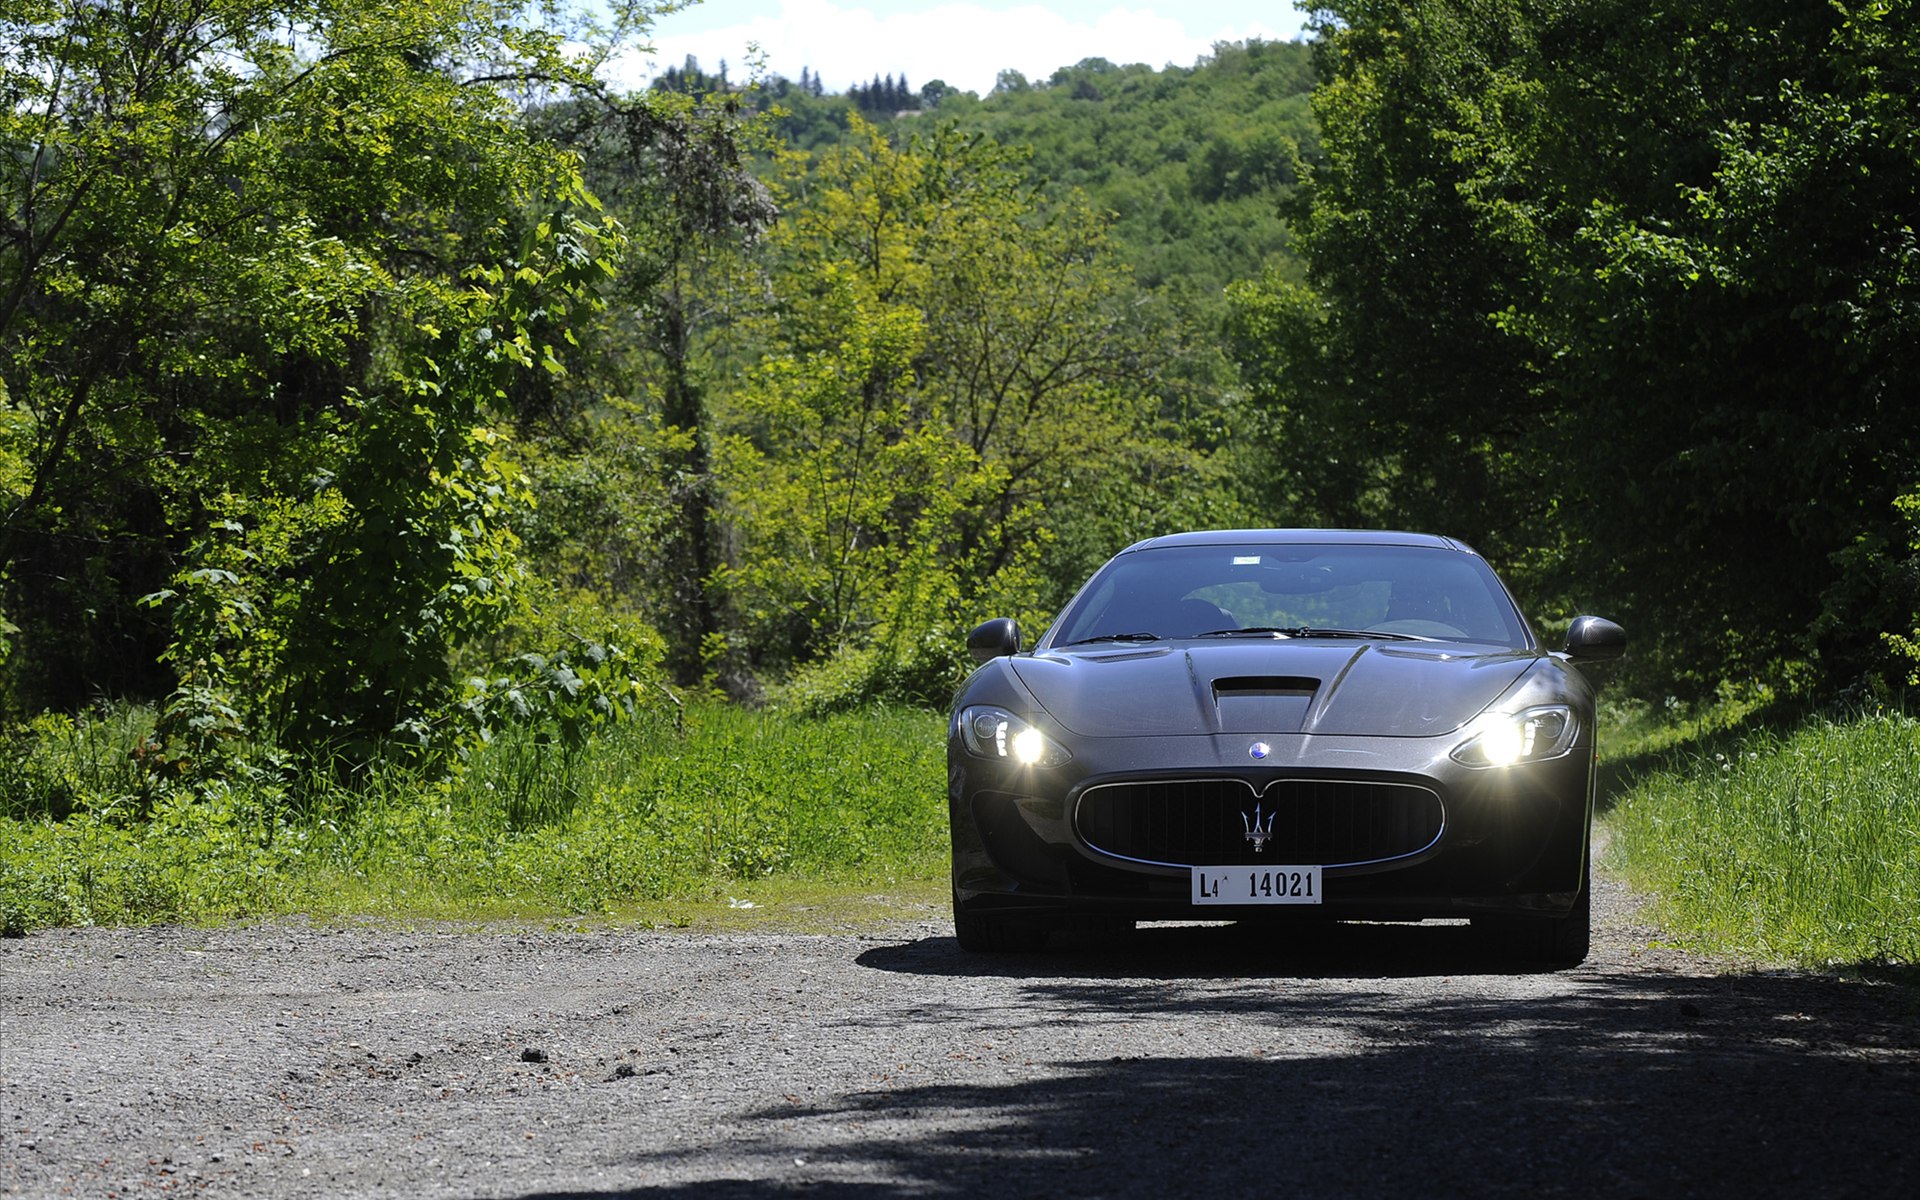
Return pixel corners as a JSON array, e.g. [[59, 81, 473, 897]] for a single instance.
[[0, 702, 949, 933], [0, 708, 157, 823], [1604, 707, 1920, 968]]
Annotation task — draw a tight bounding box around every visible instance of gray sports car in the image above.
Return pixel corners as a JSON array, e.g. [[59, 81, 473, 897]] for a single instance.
[[947, 529, 1625, 964]]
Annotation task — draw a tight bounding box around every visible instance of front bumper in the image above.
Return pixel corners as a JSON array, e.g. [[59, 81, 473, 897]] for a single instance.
[[948, 729, 1592, 926]]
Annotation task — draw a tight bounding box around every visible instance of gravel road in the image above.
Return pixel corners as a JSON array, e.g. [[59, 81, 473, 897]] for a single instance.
[[4, 869, 1917, 1199]]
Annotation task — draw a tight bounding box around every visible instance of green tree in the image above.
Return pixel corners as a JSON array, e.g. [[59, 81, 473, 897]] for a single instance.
[[1552, 0, 1920, 693], [526, 87, 778, 689], [1228, 2, 1568, 565], [716, 118, 1169, 697], [0, 0, 655, 758], [1234, 0, 1920, 696]]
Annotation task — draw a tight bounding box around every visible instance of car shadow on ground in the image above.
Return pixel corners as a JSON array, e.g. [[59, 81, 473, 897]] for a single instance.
[[509, 933, 1920, 1199], [855, 919, 1545, 981]]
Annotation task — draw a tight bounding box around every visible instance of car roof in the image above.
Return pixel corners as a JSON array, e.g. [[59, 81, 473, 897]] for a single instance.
[[1119, 529, 1476, 554]]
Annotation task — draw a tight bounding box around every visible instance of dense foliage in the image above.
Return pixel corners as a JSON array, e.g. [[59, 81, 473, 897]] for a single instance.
[[0, 0, 671, 772], [722, 117, 1194, 705], [1229, 0, 1920, 699], [2, 3, 1269, 759]]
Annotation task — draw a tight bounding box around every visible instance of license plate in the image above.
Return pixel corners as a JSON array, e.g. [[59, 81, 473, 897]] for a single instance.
[[1191, 865, 1323, 905]]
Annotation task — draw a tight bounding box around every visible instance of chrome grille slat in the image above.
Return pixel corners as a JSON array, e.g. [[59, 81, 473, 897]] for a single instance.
[[1075, 778, 1444, 869]]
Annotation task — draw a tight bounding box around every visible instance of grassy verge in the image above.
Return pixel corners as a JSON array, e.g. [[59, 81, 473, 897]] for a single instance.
[[1602, 705, 1920, 970], [0, 702, 951, 934], [10, 695, 1916, 972]]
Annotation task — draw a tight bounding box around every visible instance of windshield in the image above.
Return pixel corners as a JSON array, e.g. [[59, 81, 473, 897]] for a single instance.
[[1047, 543, 1533, 649]]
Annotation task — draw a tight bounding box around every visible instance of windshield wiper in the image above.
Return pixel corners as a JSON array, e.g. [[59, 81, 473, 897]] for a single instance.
[[1060, 632, 1162, 647], [1196, 627, 1297, 638], [1285, 626, 1434, 642]]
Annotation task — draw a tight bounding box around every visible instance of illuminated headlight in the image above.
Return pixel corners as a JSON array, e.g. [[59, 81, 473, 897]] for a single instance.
[[957, 706, 1072, 767], [1451, 705, 1576, 768]]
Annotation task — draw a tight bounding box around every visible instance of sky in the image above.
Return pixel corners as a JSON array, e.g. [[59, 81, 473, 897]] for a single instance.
[[619, 1, 1312, 96]]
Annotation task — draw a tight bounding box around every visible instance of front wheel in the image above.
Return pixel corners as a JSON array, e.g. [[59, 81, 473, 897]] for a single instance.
[[1474, 861, 1591, 968], [953, 905, 1047, 953]]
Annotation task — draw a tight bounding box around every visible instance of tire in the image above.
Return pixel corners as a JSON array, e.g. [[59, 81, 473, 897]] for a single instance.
[[1475, 858, 1591, 968], [953, 907, 1048, 953]]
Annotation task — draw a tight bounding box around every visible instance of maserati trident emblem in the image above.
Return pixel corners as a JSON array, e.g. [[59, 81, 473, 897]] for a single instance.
[[1242, 804, 1277, 853]]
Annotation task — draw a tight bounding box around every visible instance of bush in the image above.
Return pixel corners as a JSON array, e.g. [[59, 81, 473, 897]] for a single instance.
[[773, 623, 975, 714]]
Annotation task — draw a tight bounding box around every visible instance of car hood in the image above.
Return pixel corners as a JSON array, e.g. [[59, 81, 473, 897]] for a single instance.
[[1010, 641, 1541, 738]]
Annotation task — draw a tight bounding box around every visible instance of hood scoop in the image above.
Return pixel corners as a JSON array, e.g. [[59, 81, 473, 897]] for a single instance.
[[1211, 675, 1319, 733]]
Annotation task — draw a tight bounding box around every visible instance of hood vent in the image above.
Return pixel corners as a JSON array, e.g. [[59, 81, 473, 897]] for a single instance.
[[1212, 676, 1318, 700], [1209, 676, 1319, 734]]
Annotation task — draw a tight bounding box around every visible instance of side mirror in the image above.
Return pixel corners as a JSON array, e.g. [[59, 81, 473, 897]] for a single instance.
[[967, 618, 1022, 664], [1564, 615, 1626, 663]]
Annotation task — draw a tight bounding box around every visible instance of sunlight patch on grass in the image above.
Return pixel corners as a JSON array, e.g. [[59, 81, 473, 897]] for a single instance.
[[1604, 708, 1920, 970], [0, 702, 951, 934]]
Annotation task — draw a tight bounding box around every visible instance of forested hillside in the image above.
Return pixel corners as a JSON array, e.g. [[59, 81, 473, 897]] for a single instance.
[[753, 40, 1318, 307], [3, 0, 1916, 795]]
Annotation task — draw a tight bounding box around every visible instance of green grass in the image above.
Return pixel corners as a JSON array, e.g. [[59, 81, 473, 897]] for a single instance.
[[9, 696, 1917, 975], [0, 702, 951, 934], [1603, 706, 1920, 970]]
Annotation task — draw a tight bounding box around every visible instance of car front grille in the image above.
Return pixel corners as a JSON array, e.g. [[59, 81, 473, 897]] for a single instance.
[[1074, 778, 1444, 868]]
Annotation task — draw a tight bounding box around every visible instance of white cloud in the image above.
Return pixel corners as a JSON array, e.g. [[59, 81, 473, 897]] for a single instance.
[[614, 1, 1303, 97]]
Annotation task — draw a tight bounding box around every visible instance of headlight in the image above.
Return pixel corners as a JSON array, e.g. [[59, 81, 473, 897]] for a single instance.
[[957, 706, 1072, 767], [1451, 705, 1576, 768]]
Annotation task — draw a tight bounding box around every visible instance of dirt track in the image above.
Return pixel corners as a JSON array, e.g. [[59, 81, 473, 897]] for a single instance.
[[3, 872, 1917, 1198]]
